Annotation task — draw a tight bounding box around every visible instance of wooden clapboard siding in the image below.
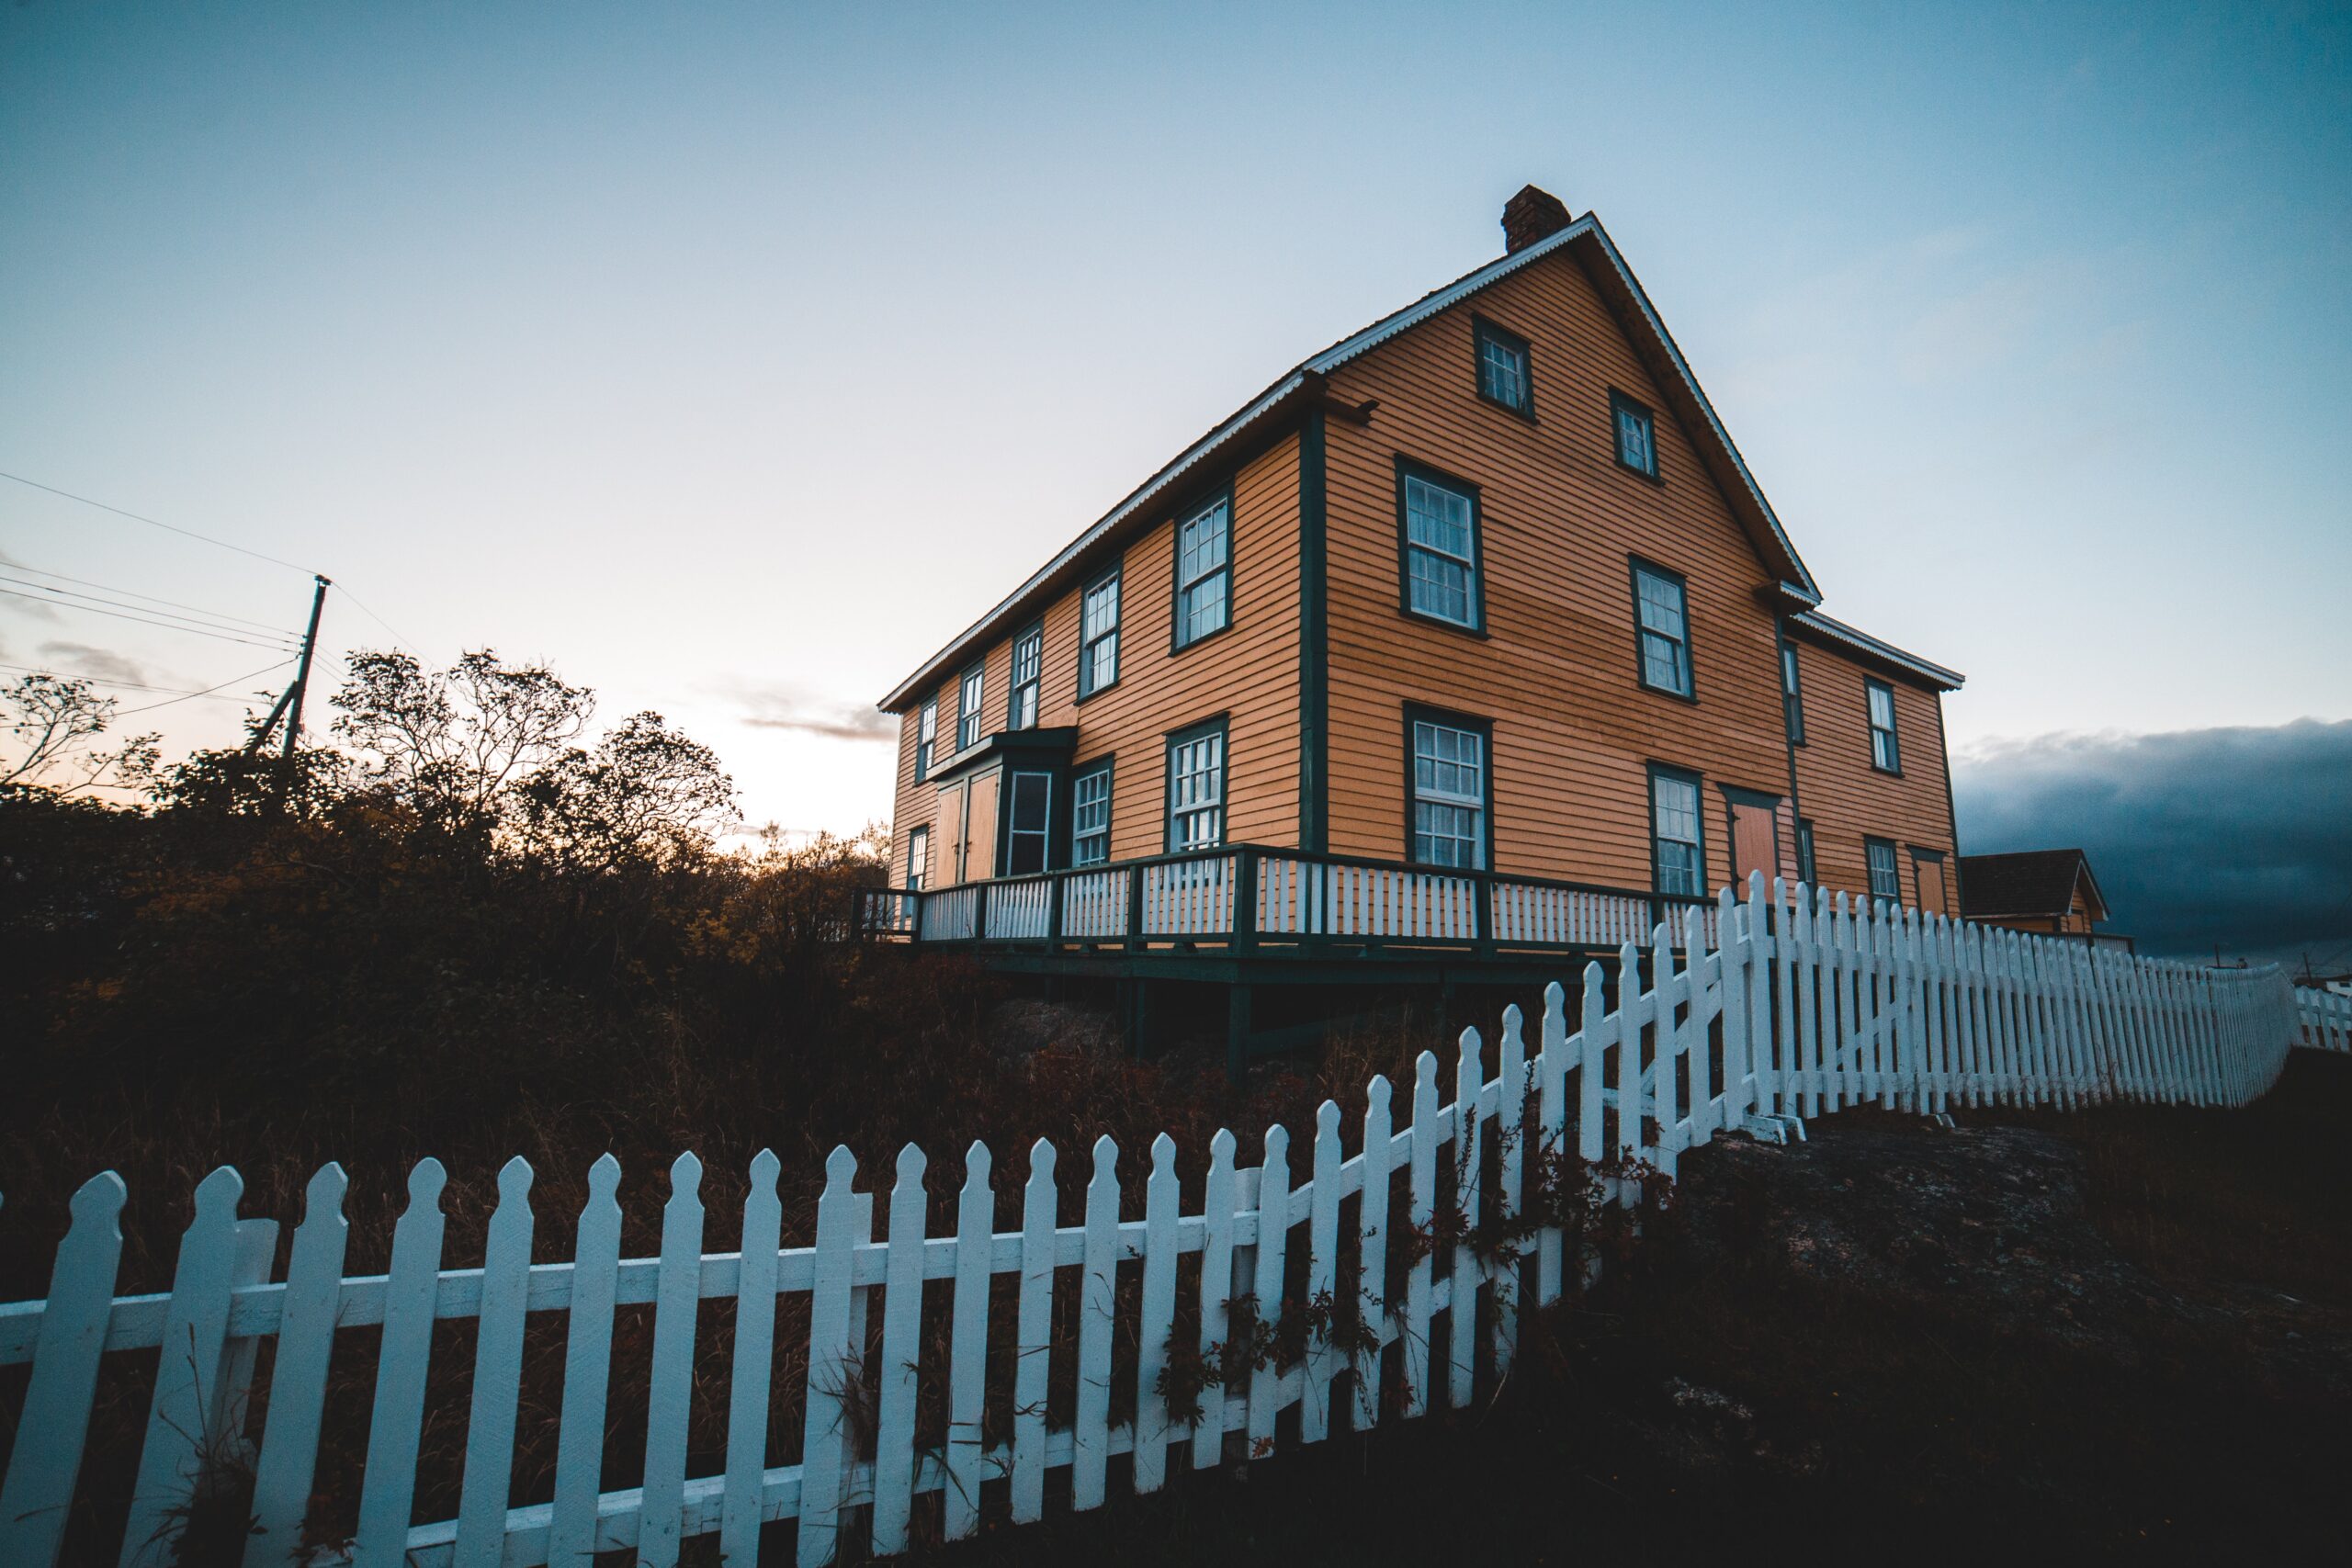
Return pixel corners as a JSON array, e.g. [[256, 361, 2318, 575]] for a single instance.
[[887, 435, 1301, 875], [1318, 245, 1794, 894], [1789, 638, 1959, 913]]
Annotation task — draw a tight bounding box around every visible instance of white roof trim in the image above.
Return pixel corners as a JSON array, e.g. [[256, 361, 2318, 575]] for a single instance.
[[879, 369, 1306, 708], [880, 210, 1827, 708], [1792, 608, 1964, 690]]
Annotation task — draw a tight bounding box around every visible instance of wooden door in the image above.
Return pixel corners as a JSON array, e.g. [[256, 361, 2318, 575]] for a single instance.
[[965, 770, 1001, 883], [1729, 797, 1780, 892], [937, 782, 967, 884], [1912, 851, 1949, 916]]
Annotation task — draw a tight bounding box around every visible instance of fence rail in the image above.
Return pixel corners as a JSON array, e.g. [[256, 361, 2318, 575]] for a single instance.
[[0, 876, 2304, 1568], [2301, 987, 2352, 1053]]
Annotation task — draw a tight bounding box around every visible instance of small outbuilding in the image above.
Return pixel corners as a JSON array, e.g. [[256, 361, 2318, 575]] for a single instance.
[[1957, 848, 2131, 950]]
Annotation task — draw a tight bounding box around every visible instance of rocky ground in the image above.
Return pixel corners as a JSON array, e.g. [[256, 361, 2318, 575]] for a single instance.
[[925, 1051, 2352, 1564]]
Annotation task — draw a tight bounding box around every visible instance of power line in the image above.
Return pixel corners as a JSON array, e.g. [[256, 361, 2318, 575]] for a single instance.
[[0, 583, 303, 651], [113, 659, 297, 716], [0, 660, 251, 700], [0, 560, 294, 635], [0, 572, 300, 647], [0, 468, 428, 660], [0, 469, 315, 575], [331, 581, 423, 658]]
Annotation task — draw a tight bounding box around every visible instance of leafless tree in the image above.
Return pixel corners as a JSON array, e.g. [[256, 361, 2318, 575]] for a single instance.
[[1, 671, 159, 793]]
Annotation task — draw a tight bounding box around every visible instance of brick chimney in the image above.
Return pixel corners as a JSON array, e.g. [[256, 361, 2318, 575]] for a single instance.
[[1502, 185, 1574, 253]]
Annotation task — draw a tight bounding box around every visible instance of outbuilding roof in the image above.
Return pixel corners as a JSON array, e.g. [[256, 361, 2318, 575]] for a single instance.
[[1957, 849, 2111, 922]]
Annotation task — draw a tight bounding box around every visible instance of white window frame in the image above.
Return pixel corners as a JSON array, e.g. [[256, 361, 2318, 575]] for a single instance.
[[1476, 320, 1531, 414], [1634, 564, 1693, 698], [1071, 761, 1113, 867], [1166, 723, 1226, 852], [1613, 392, 1657, 478], [914, 697, 937, 781], [956, 665, 985, 751], [1079, 570, 1121, 698], [1402, 468, 1479, 629], [1867, 679, 1902, 773], [1009, 626, 1042, 730], [1650, 769, 1704, 897], [1410, 716, 1487, 870], [1866, 837, 1901, 902], [1174, 496, 1231, 649], [905, 825, 929, 891]]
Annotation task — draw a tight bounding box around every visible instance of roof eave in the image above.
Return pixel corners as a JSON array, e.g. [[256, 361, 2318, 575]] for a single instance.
[[876, 371, 1315, 711], [1790, 609, 1965, 692]]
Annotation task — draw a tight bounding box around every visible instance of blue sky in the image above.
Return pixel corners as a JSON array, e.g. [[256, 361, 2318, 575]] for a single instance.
[[4, 2, 2346, 857]]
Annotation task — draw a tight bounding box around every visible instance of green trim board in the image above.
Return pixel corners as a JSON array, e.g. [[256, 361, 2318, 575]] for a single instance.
[[1297, 409, 1329, 852], [1394, 453, 1488, 636]]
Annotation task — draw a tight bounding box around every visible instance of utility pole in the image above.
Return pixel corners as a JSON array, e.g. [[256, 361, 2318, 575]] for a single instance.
[[282, 574, 332, 761], [244, 575, 333, 760]]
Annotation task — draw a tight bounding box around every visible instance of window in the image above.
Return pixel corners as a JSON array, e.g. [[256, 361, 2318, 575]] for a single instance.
[[1004, 771, 1051, 875], [1633, 561, 1693, 698], [1781, 638, 1805, 744], [905, 826, 929, 891], [1165, 719, 1227, 852], [1611, 390, 1657, 479], [1865, 837, 1901, 903], [1409, 713, 1487, 869], [1008, 626, 1042, 730], [1474, 318, 1532, 416], [1398, 461, 1481, 630], [1649, 767, 1705, 897], [956, 664, 985, 751], [914, 697, 938, 781], [1174, 494, 1231, 648], [1079, 570, 1121, 698], [1796, 818, 1817, 886], [1071, 760, 1113, 867], [1867, 679, 1902, 773]]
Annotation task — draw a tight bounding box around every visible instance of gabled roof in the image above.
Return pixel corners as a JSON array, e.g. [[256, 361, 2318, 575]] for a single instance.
[[880, 212, 1823, 711], [1957, 850, 2110, 923], [1790, 609, 1966, 691]]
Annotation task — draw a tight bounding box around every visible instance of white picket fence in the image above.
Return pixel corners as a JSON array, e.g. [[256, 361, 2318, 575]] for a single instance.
[[0, 876, 2304, 1568], [2300, 986, 2352, 1053]]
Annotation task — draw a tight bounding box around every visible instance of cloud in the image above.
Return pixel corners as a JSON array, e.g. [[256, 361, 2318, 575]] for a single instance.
[[1953, 719, 2352, 966], [0, 586, 62, 623], [36, 640, 152, 686], [730, 682, 896, 742]]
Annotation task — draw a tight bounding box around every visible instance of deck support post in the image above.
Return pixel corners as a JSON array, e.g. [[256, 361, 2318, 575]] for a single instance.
[[1226, 982, 1255, 1085], [1120, 977, 1158, 1057]]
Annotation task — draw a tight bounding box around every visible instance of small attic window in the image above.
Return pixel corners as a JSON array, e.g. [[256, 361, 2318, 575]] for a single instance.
[[1474, 318, 1532, 417], [1611, 390, 1658, 479]]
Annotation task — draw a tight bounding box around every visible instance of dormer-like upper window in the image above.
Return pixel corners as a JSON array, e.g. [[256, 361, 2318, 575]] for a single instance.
[[1474, 318, 1532, 417], [1611, 390, 1657, 479]]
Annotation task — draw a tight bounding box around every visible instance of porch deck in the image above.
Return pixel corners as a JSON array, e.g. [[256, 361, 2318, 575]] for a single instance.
[[855, 842, 1715, 961]]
